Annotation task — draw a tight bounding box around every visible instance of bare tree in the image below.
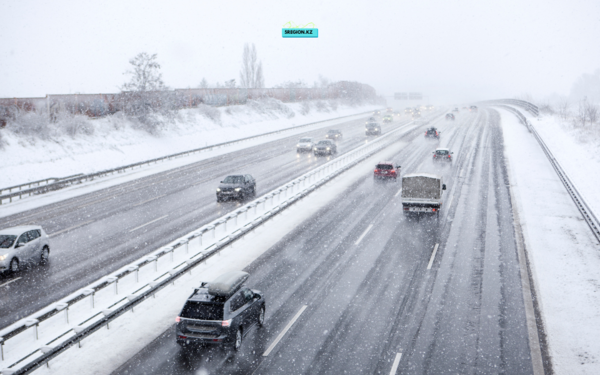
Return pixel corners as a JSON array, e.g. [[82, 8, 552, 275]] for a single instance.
[[121, 52, 166, 92], [224, 79, 236, 88], [198, 78, 209, 88], [239, 43, 264, 88], [557, 98, 570, 120], [585, 101, 599, 125]]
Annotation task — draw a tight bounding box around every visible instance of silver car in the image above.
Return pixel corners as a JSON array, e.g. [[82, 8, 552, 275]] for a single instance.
[[296, 137, 314, 153], [0, 225, 50, 273]]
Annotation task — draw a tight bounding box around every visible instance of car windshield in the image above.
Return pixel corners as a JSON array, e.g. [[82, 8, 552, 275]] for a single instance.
[[327, 130, 338, 134], [0, 235, 17, 249], [299, 138, 311, 143], [223, 176, 243, 184], [376, 164, 393, 170], [436, 150, 449, 155], [180, 301, 224, 320]]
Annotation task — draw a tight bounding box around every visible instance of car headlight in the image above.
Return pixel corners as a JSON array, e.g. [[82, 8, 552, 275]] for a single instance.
[[326, 147, 330, 150], [234, 188, 241, 192], [297, 144, 300, 147], [0, 254, 7, 261], [216, 188, 221, 192]]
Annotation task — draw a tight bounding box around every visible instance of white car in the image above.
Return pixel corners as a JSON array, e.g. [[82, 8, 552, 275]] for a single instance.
[[0, 225, 50, 273], [296, 137, 314, 153]]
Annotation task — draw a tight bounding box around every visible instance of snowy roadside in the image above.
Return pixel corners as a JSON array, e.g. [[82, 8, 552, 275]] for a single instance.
[[0, 100, 381, 188], [500, 109, 600, 374], [27, 128, 410, 375]]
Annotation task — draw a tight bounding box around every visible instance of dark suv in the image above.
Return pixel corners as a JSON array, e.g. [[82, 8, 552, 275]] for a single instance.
[[365, 122, 381, 135], [313, 140, 337, 156], [424, 127, 440, 139], [470, 105, 478, 112], [216, 175, 256, 202], [325, 129, 343, 140], [176, 271, 265, 351]]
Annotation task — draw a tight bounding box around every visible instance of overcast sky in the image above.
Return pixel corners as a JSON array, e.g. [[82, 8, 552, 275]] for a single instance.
[[1, 0, 599, 103]]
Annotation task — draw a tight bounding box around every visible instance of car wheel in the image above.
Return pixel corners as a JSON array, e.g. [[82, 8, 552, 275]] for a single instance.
[[40, 246, 50, 264], [258, 306, 265, 327], [234, 328, 243, 351], [10, 258, 19, 273]]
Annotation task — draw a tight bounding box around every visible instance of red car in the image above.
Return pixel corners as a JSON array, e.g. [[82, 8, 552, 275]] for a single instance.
[[374, 161, 400, 181]]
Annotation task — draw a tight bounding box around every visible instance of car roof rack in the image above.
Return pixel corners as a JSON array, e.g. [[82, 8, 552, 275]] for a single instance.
[[208, 271, 249, 298]]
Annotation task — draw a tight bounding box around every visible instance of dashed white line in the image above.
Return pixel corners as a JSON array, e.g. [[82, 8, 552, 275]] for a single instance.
[[394, 189, 402, 197], [49, 220, 95, 237], [355, 224, 374, 245], [0, 277, 21, 288], [427, 243, 439, 270], [262, 305, 307, 357], [129, 215, 169, 233], [390, 352, 402, 374]]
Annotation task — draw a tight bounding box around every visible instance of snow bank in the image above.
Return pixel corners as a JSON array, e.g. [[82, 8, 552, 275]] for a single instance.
[[500, 109, 600, 374], [0, 99, 380, 188], [528, 114, 600, 217]]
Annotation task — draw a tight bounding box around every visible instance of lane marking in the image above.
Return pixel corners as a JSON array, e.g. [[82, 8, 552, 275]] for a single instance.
[[390, 352, 402, 375], [394, 189, 402, 198], [129, 215, 169, 233], [355, 224, 373, 245], [49, 220, 94, 237], [132, 194, 167, 207], [0, 277, 21, 288], [263, 305, 307, 357], [427, 243, 439, 270]]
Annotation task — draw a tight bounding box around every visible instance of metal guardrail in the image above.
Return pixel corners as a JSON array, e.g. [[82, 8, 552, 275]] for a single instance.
[[0, 110, 378, 205], [478, 99, 539, 117], [494, 104, 600, 243], [0, 114, 431, 374], [0, 175, 83, 196]]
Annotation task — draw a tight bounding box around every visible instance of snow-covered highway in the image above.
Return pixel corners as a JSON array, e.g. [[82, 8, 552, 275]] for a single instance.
[[0, 114, 410, 329], [110, 109, 539, 374]]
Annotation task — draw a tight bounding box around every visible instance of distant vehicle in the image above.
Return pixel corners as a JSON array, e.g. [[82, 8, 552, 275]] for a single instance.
[[401, 173, 446, 217], [445, 113, 455, 121], [383, 114, 393, 123], [372, 110, 381, 116], [452, 108, 459, 112], [470, 105, 478, 112], [313, 139, 337, 156], [374, 162, 400, 181], [424, 127, 440, 139], [432, 148, 453, 164], [365, 122, 382, 135], [0, 225, 50, 273], [412, 111, 421, 119], [386, 107, 393, 113], [176, 271, 265, 351], [367, 116, 377, 122], [217, 175, 256, 202], [296, 137, 314, 153], [404, 107, 413, 114], [325, 129, 343, 140]]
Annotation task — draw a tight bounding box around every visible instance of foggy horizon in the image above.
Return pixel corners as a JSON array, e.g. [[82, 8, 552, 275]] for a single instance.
[[1, 0, 599, 104]]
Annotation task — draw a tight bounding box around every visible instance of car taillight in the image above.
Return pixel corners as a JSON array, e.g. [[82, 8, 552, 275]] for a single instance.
[[221, 319, 232, 327], [176, 316, 181, 323], [178, 335, 187, 339], [448, 155, 451, 158], [374, 169, 379, 173], [403, 207, 409, 211], [436, 132, 438, 136], [432, 208, 436, 212]]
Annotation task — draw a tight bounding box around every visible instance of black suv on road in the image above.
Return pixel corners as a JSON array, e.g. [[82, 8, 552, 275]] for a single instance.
[[365, 122, 381, 135], [424, 127, 440, 139], [216, 175, 256, 202], [176, 271, 265, 351]]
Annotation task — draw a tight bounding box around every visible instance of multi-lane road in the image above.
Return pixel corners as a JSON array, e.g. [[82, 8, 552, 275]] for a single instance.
[[0, 114, 412, 328], [112, 109, 536, 374]]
